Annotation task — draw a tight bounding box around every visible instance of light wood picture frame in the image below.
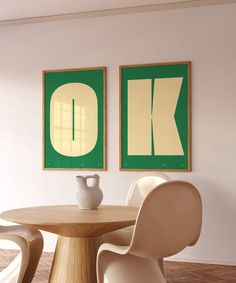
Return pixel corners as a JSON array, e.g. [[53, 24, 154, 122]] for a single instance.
[[120, 62, 191, 171], [43, 67, 107, 170]]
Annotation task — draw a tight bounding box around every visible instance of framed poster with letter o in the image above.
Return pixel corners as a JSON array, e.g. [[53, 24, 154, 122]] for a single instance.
[[43, 67, 106, 170], [120, 62, 191, 171]]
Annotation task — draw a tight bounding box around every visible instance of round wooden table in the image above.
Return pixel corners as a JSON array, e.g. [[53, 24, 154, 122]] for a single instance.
[[1, 205, 138, 283]]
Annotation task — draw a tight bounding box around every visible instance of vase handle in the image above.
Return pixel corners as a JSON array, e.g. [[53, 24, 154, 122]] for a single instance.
[[86, 174, 99, 187]]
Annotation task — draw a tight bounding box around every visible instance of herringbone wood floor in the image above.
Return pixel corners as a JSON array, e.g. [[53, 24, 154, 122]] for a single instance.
[[1, 249, 236, 282]]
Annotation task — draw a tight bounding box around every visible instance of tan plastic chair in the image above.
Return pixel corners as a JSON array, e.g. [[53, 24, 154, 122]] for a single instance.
[[97, 180, 202, 283], [103, 173, 171, 245], [0, 225, 43, 283]]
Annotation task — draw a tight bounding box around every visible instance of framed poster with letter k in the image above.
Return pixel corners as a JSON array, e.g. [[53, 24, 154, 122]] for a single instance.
[[120, 62, 191, 171]]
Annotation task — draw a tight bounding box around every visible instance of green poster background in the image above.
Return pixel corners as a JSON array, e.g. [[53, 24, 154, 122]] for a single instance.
[[120, 62, 191, 171], [43, 68, 106, 169]]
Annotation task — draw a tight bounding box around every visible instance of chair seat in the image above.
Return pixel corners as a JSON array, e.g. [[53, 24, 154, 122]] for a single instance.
[[103, 226, 133, 246]]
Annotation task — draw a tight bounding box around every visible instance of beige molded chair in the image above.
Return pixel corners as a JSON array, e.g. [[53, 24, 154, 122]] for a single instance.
[[103, 173, 171, 245], [97, 180, 202, 283], [0, 225, 43, 283]]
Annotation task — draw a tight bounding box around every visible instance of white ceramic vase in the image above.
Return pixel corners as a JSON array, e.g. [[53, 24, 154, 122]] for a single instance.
[[76, 174, 103, 210]]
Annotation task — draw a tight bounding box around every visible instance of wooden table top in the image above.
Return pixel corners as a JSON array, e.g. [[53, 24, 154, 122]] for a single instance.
[[1, 205, 138, 237]]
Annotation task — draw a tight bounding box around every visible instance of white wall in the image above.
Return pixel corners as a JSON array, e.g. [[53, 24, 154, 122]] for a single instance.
[[0, 3, 236, 265]]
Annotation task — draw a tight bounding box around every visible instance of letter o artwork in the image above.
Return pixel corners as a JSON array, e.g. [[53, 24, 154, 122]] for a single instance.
[[50, 83, 98, 157], [43, 67, 106, 170]]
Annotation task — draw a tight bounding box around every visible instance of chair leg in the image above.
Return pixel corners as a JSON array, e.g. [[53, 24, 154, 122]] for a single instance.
[[0, 253, 22, 283], [18, 229, 44, 283], [0, 232, 43, 283], [158, 258, 165, 277], [0, 226, 44, 283]]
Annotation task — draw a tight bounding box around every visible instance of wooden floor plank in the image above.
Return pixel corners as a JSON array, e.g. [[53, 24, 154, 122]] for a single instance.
[[1, 249, 236, 282]]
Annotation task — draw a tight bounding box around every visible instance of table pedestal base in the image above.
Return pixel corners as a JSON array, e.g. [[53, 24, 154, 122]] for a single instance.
[[49, 236, 100, 283]]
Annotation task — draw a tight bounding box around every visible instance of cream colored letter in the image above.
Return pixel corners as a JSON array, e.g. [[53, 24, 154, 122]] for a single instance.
[[50, 83, 98, 157], [127, 79, 152, 155], [152, 78, 184, 155]]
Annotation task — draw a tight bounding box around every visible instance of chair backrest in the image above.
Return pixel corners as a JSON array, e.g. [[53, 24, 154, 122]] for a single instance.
[[126, 173, 171, 207], [129, 181, 202, 259]]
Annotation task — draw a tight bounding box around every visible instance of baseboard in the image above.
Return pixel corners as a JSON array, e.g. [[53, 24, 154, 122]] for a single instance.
[[165, 257, 236, 266]]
